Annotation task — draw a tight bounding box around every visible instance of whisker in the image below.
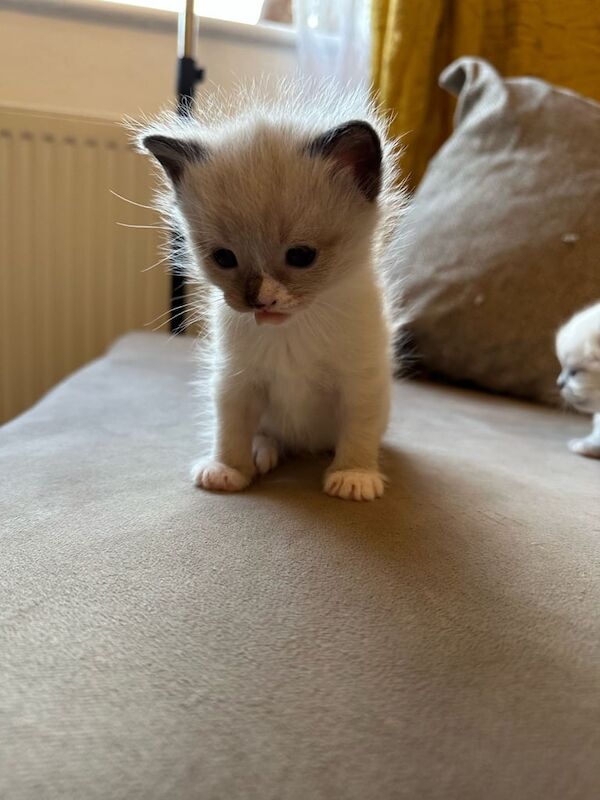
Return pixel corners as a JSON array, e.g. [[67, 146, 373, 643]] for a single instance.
[[227, 367, 247, 379], [141, 254, 172, 273], [110, 189, 157, 212], [146, 303, 196, 327], [116, 222, 170, 230], [165, 321, 200, 342], [146, 307, 187, 326], [151, 312, 191, 333]]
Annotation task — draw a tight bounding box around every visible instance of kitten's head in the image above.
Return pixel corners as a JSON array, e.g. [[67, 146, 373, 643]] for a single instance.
[[556, 302, 600, 413], [140, 117, 383, 324]]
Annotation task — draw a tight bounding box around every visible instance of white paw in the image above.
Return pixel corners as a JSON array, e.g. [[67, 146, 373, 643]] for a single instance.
[[253, 435, 279, 475], [568, 438, 600, 459], [324, 469, 385, 501], [191, 460, 252, 492]]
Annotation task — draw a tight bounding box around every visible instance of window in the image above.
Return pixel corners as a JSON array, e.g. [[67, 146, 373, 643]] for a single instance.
[[99, 0, 267, 26]]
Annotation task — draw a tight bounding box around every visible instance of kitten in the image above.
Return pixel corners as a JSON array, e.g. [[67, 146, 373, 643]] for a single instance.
[[556, 301, 600, 458], [138, 81, 404, 500]]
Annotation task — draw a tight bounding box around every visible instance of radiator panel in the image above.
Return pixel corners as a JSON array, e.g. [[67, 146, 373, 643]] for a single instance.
[[0, 106, 169, 424]]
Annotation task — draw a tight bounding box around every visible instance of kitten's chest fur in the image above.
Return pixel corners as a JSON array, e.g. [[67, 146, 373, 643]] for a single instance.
[[254, 326, 339, 452], [213, 273, 391, 455]]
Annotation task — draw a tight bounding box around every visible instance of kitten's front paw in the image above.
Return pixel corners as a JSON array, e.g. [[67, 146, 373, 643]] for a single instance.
[[568, 438, 600, 459], [324, 469, 385, 501], [253, 435, 279, 475], [191, 460, 252, 492]]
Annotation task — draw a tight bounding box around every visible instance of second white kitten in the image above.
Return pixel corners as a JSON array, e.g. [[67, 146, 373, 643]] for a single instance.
[[556, 301, 600, 458], [139, 81, 404, 500]]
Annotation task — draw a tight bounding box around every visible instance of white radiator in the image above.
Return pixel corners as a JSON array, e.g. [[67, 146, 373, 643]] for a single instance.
[[0, 105, 170, 425]]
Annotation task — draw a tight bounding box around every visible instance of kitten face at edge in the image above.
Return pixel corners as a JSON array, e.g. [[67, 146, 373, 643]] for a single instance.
[[556, 301, 600, 459], [556, 302, 600, 414]]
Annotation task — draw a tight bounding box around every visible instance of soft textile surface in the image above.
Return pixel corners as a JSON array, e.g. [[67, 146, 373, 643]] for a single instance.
[[371, 1, 600, 190], [1, 332, 599, 800], [395, 57, 600, 405]]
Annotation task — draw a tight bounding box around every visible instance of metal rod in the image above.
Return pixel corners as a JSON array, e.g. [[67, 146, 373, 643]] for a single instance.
[[178, 0, 198, 59], [171, 0, 204, 334]]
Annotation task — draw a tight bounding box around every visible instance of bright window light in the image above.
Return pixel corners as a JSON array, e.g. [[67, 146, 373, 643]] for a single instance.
[[99, 0, 265, 25]]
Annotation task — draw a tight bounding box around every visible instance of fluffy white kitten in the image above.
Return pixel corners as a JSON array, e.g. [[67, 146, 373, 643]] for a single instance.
[[556, 301, 600, 458], [138, 81, 404, 500]]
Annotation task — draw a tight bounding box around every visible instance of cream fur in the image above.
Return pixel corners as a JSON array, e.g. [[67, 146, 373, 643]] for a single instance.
[[137, 78, 406, 499], [556, 301, 600, 458]]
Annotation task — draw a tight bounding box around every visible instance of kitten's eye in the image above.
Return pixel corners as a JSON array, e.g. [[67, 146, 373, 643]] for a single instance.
[[212, 248, 238, 269], [286, 246, 317, 268]]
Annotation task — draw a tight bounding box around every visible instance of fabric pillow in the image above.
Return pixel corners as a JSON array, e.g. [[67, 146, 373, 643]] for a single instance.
[[395, 57, 600, 405]]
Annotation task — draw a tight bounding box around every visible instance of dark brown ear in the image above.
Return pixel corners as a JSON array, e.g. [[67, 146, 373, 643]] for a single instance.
[[142, 135, 207, 184], [307, 121, 382, 201]]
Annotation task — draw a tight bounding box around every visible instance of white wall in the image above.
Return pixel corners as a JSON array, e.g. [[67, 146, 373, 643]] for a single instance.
[[0, 0, 298, 119]]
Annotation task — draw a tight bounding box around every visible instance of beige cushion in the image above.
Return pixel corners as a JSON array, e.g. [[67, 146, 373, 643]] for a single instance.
[[1, 333, 599, 799], [395, 57, 600, 404]]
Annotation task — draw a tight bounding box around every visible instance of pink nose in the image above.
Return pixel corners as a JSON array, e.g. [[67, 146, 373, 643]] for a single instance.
[[253, 298, 277, 310]]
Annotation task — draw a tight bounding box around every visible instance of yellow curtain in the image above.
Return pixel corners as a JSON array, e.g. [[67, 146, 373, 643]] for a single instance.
[[372, 0, 600, 191]]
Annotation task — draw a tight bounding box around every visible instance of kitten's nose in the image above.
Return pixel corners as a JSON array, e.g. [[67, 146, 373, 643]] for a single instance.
[[248, 276, 286, 310], [557, 370, 569, 389], [252, 298, 277, 310]]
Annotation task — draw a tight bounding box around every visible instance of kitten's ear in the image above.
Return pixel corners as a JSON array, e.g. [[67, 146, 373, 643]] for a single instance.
[[307, 121, 382, 201], [141, 134, 207, 184]]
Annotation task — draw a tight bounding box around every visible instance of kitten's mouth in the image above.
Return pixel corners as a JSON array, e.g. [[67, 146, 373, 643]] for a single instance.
[[254, 310, 290, 326]]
